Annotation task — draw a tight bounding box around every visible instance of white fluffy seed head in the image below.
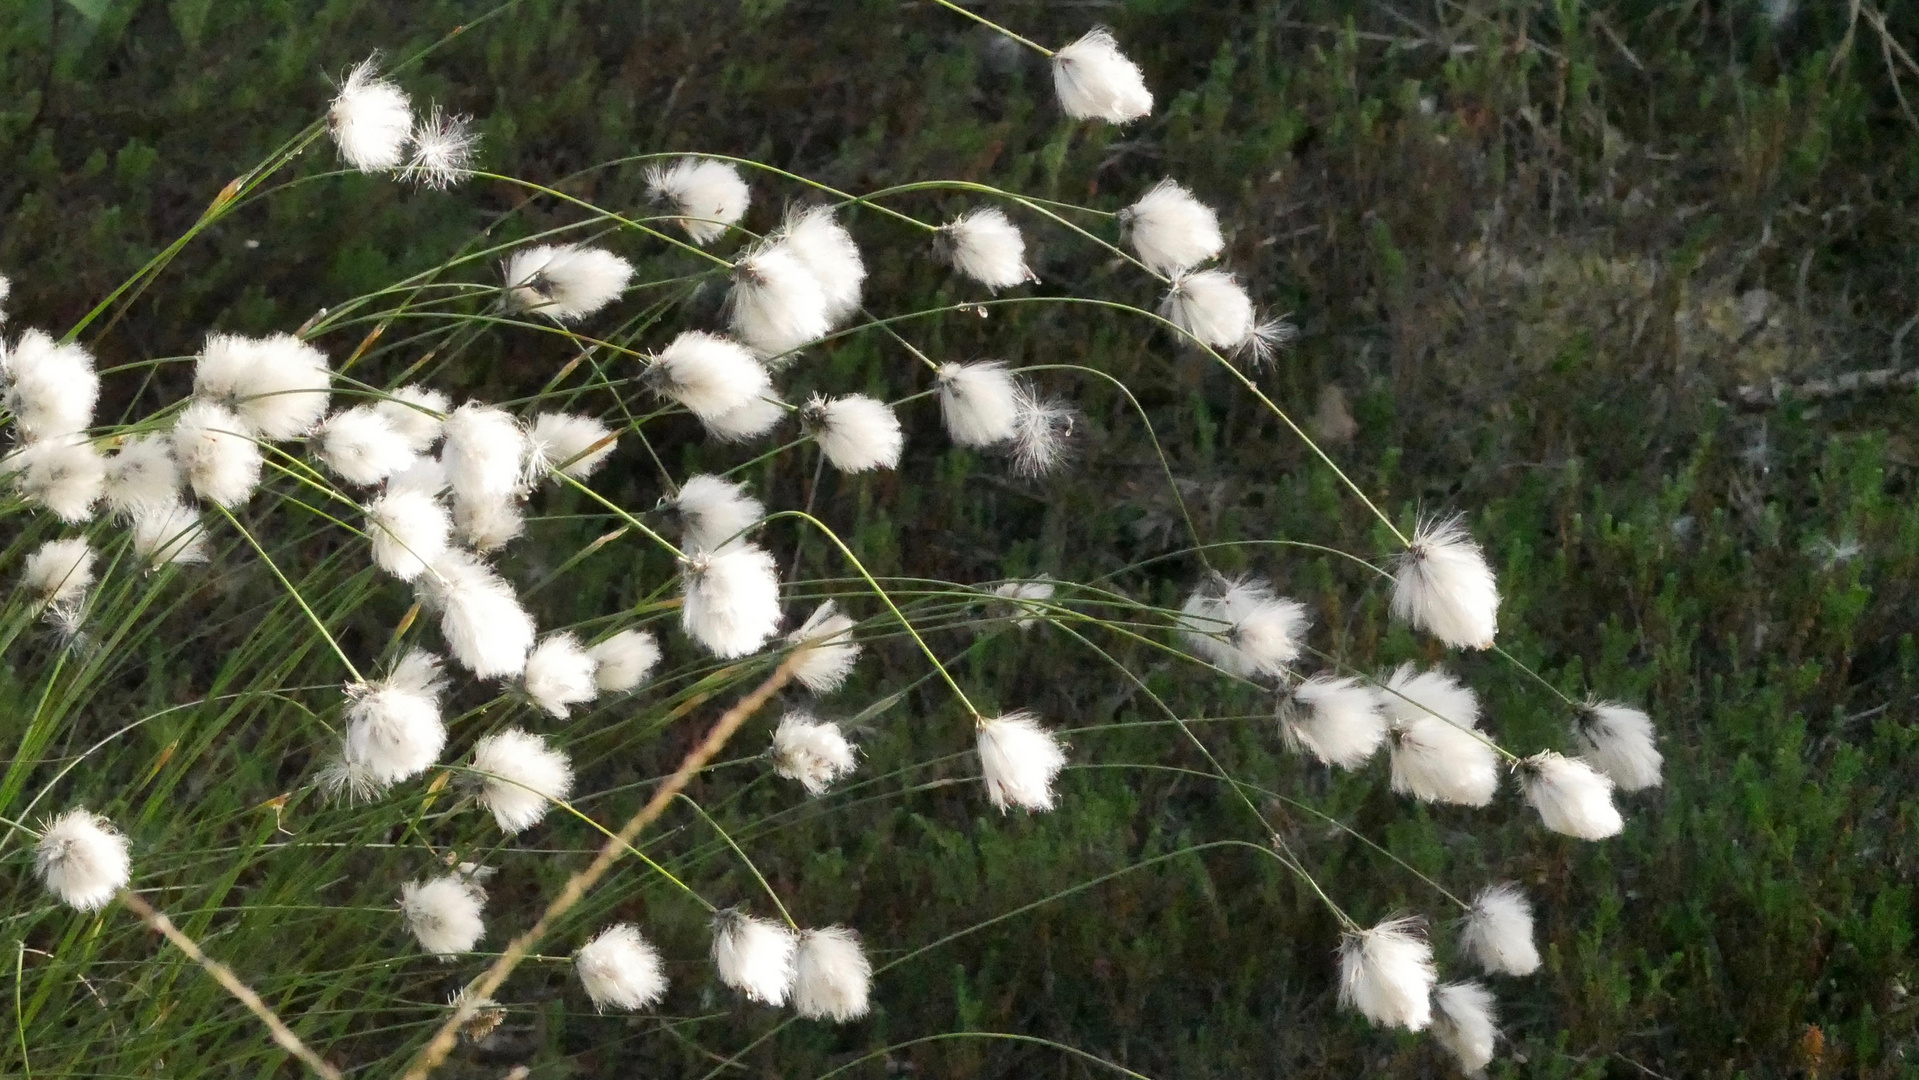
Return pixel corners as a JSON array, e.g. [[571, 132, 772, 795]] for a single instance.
[[1176, 577, 1309, 679], [471, 728, 573, 833], [936, 361, 1021, 447], [388, 454, 448, 496], [523, 633, 599, 719], [23, 537, 94, 608], [802, 393, 902, 473], [1433, 981, 1499, 1072], [977, 711, 1067, 813], [779, 205, 865, 324], [130, 500, 209, 567], [729, 241, 831, 357], [316, 406, 416, 486], [1279, 674, 1387, 770], [646, 157, 751, 245], [330, 55, 413, 172], [366, 487, 452, 581], [589, 629, 661, 693], [441, 403, 527, 504], [646, 331, 773, 422], [991, 579, 1055, 630], [711, 910, 798, 1006], [503, 244, 633, 322], [1519, 751, 1624, 840], [1461, 883, 1540, 976], [171, 400, 263, 508], [1382, 664, 1500, 808], [770, 711, 858, 795], [103, 434, 181, 517], [414, 549, 536, 678], [6, 435, 104, 521], [671, 474, 764, 552], [1574, 701, 1663, 792], [374, 385, 449, 452], [400, 873, 486, 957], [193, 333, 332, 440], [1009, 390, 1075, 477], [681, 543, 783, 658], [794, 926, 872, 1022], [576, 923, 668, 1011], [786, 600, 861, 694], [34, 808, 130, 911], [402, 105, 479, 189], [940, 206, 1033, 291], [337, 649, 448, 791], [1393, 516, 1500, 650], [702, 393, 787, 443], [1160, 270, 1285, 361], [1052, 27, 1152, 123], [1337, 915, 1435, 1031], [3, 329, 98, 441], [451, 492, 525, 553], [1123, 179, 1224, 275], [528, 412, 615, 479]]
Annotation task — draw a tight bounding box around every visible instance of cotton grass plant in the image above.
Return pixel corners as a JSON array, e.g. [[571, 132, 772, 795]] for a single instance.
[[0, 10, 1667, 1078]]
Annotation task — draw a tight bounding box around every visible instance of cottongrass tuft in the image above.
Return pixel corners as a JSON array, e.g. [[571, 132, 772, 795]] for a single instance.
[[770, 711, 859, 795], [1392, 516, 1500, 650], [441, 403, 527, 504], [1177, 576, 1309, 679], [1380, 663, 1501, 807], [991, 579, 1055, 629], [779, 205, 865, 324], [366, 487, 452, 581], [575, 923, 668, 1011], [646, 157, 751, 245], [729, 240, 831, 357], [1460, 882, 1540, 976], [793, 926, 872, 1022], [1336, 915, 1435, 1031], [102, 434, 181, 517], [34, 808, 130, 911], [801, 393, 903, 473], [414, 549, 536, 678], [23, 537, 94, 610], [1160, 269, 1287, 362], [1009, 389, 1075, 476], [333, 649, 449, 794], [329, 55, 413, 173], [503, 244, 634, 322], [681, 543, 783, 658], [470, 728, 574, 833], [1051, 27, 1152, 123], [1121, 179, 1223, 275], [452, 492, 525, 553], [193, 333, 332, 440], [3, 328, 98, 440], [588, 629, 661, 693], [6, 436, 104, 522], [399, 873, 486, 957], [130, 500, 209, 566], [936, 361, 1021, 447], [171, 401, 262, 508], [315, 406, 416, 486], [1573, 700, 1663, 792], [528, 412, 615, 479], [786, 600, 861, 693], [702, 393, 787, 443], [938, 207, 1033, 290], [671, 473, 764, 552], [645, 331, 773, 423], [1278, 674, 1387, 770], [1518, 751, 1624, 840], [374, 385, 449, 452], [976, 711, 1067, 812], [1432, 981, 1499, 1072], [402, 105, 479, 189], [522, 633, 600, 718], [711, 909, 799, 1006]]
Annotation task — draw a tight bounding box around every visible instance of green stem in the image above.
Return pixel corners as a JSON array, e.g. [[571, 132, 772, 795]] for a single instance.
[[926, 0, 1056, 56]]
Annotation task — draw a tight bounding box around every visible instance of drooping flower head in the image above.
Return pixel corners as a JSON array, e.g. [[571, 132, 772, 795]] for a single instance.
[[329, 54, 413, 172], [23, 537, 95, 611], [936, 361, 1021, 447], [1278, 673, 1387, 770], [785, 600, 861, 693], [777, 205, 865, 324], [770, 711, 859, 795], [938, 207, 1033, 291], [131, 500, 209, 567], [402, 105, 479, 189], [5, 435, 104, 521], [102, 434, 181, 517], [1572, 700, 1663, 792], [1051, 28, 1152, 123], [193, 333, 332, 440], [34, 808, 131, 911], [1391, 516, 1500, 650], [643, 331, 772, 423], [366, 486, 452, 581], [976, 711, 1067, 812], [711, 909, 798, 1005], [527, 411, 615, 479], [728, 239, 830, 357], [3, 328, 98, 441], [413, 549, 536, 678], [1160, 270, 1290, 363], [1460, 882, 1540, 977], [575, 923, 668, 1012], [646, 157, 751, 245], [1176, 575, 1309, 680], [1518, 751, 1624, 840], [171, 401, 262, 508], [681, 543, 783, 658], [522, 633, 599, 719], [800, 393, 903, 474], [503, 244, 634, 323], [669, 474, 764, 552], [329, 649, 449, 797], [315, 406, 416, 487], [793, 926, 872, 1022], [1433, 981, 1499, 1072], [470, 727, 573, 833], [1380, 664, 1501, 808], [589, 629, 661, 693], [399, 872, 486, 957], [1120, 179, 1224, 275], [1336, 915, 1435, 1031]]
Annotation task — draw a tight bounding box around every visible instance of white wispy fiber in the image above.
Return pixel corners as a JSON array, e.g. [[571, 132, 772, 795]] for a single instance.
[[703, 394, 787, 442], [936, 361, 1021, 447], [1176, 577, 1309, 679], [647, 157, 751, 245], [779, 205, 865, 324], [414, 549, 536, 678], [528, 412, 615, 479], [388, 454, 448, 496], [711, 910, 799, 1006], [1160, 270, 1285, 362], [786, 600, 861, 693], [940, 207, 1032, 290], [23, 537, 94, 609], [34, 808, 131, 911], [6, 435, 104, 521], [1573, 701, 1663, 792], [171, 401, 261, 507], [672, 474, 764, 552], [523, 633, 599, 718], [441, 403, 527, 504], [471, 728, 573, 833], [1433, 981, 1498, 1072], [3, 328, 98, 440], [1380, 663, 1501, 807], [1392, 516, 1500, 650], [451, 492, 524, 553], [991, 579, 1055, 629], [1519, 751, 1623, 840], [793, 926, 872, 1022], [802, 393, 902, 473], [1278, 674, 1387, 770], [645, 331, 772, 422], [366, 487, 451, 581], [400, 873, 486, 957], [503, 244, 634, 322], [316, 406, 416, 486], [770, 711, 858, 795], [977, 711, 1067, 812], [0, 274, 9, 321], [589, 629, 660, 693], [1009, 389, 1075, 476], [193, 333, 332, 440], [329, 55, 413, 172], [374, 385, 449, 452], [102, 434, 180, 517], [681, 544, 783, 658], [336, 649, 449, 793], [1460, 883, 1540, 976], [402, 105, 479, 189], [1337, 915, 1435, 1031], [130, 500, 208, 566], [1052, 27, 1152, 123], [576, 923, 668, 1011], [1122, 179, 1224, 275], [729, 241, 830, 356]]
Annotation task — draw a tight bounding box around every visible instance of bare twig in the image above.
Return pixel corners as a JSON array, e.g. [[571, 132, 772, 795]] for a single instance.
[[1731, 366, 1919, 409]]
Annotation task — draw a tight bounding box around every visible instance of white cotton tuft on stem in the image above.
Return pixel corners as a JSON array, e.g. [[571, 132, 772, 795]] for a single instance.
[[1052, 27, 1152, 123], [23, 537, 94, 610], [193, 333, 332, 440], [991, 579, 1055, 629], [1337, 915, 1435, 1031], [793, 926, 872, 1022], [34, 808, 131, 911], [1279, 673, 1387, 770], [440, 402, 527, 504], [1160, 270, 1288, 363], [130, 500, 209, 567], [681, 543, 783, 658], [528, 411, 615, 479], [171, 401, 261, 508], [589, 629, 661, 693], [728, 240, 831, 356], [451, 492, 525, 553], [939, 207, 1033, 290], [671, 474, 764, 552], [400, 873, 486, 957], [575, 923, 668, 1011], [503, 244, 634, 323], [373, 385, 449, 453], [786, 600, 861, 694], [1176, 576, 1309, 679], [414, 549, 536, 678], [1122, 179, 1224, 275], [1392, 516, 1500, 650], [102, 434, 181, 517], [711, 910, 799, 1005], [976, 711, 1067, 812], [770, 711, 858, 795], [333, 649, 448, 794], [644, 331, 773, 423], [1519, 751, 1624, 840], [329, 55, 413, 172], [802, 393, 902, 473], [646, 157, 751, 245], [3, 328, 98, 440], [1433, 981, 1499, 1072], [523, 633, 599, 719], [1009, 389, 1075, 477], [1460, 883, 1540, 977], [366, 486, 451, 581], [778, 205, 865, 324], [470, 727, 573, 833], [702, 394, 787, 443], [5, 435, 104, 521], [315, 406, 416, 486], [1573, 700, 1663, 792], [936, 361, 1021, 447], [1380, 663, 1501, 807], [401, 105, 479, 189]]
